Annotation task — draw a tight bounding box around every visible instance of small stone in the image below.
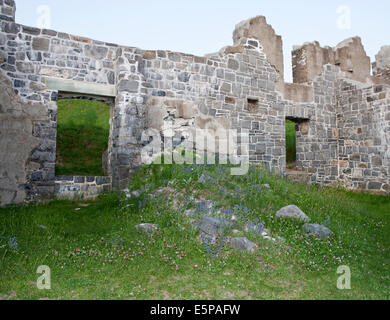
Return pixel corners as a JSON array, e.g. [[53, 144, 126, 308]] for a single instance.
[[230, 237, 257, 253], [262, 235, 277, 242], [178, 72, 191, 82], [302, 224, 334, 239], [125, 190, 141, 199], [276, 205, 311, 223], [16, 61, 34, 73], [0, 53, 6, 65], [0, 33, 7, 46], [184, 208, 197, 217], [227, 58, 239, 70], [142, 50, 156, 60], [198, 174, 208, 184], [29, 81, 46, 91], [194, 199, 214, 211], [131, 190, 141, 198], [135, 224, 159, 235]]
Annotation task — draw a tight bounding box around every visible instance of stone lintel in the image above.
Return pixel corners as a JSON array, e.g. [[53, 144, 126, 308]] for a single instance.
[[44, 77, 116, 97]]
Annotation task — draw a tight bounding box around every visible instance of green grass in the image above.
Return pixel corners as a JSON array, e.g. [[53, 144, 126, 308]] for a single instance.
[[55, 99, 110, 177], [0, 163, 389, 300], [286, 120, 296, 168]]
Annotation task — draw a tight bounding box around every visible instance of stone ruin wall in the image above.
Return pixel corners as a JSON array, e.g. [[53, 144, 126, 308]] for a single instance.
[[0, 0, 389, 206], [373, 46, 390, 83], [337, 81, 390, 192]]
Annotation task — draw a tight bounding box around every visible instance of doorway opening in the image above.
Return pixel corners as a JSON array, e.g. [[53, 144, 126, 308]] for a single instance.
[[285, 117, 310, 171], [286, 119, 297, 170], [55, 95, 113, 177]]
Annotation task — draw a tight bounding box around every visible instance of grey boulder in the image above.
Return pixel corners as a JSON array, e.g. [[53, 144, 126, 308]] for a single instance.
[[230, 237, 257, 253], [276, 205, 311, 223], [125, 190, 141, 199], [302, 224, 334, 239], [198, 217, 233, 236]]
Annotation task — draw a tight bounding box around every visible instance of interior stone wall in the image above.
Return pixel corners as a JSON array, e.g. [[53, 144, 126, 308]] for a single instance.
[[336, 81, 390, 193]]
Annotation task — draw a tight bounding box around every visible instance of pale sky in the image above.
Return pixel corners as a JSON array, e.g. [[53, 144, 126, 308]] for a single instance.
[[15, 0, 390, 82]]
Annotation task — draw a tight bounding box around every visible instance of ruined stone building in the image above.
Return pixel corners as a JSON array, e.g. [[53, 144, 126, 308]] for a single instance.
[[0, 0, 389, 206]]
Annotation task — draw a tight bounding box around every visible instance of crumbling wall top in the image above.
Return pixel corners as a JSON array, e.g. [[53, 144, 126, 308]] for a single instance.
[[372, 46, 390, 83], [233, 16, 284, 84], [292, 37, 371, 84], [375, 46, 390, 70]]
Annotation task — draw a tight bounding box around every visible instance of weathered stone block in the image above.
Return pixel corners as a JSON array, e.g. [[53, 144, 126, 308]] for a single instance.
[[118, 79, 139, 93], [16, 61, 34, 73], [32, 37, 50, 51], [368, 181, 382, 190], [84, 45, 108, 60]]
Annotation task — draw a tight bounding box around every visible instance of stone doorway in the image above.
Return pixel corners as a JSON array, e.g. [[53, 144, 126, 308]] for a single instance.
[[54, 93, 115, 200], [285, 117, 310, 173]]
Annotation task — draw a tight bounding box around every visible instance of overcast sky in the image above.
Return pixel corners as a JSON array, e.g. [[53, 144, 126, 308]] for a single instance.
[[16, 0, 390, 82]]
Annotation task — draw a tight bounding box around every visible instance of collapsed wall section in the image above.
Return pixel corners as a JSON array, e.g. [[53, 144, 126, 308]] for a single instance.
[[373, 46, 390, 82], [0, 70, 50, 205], [292, 38, 371, 84], [233, 16, 284, 91]]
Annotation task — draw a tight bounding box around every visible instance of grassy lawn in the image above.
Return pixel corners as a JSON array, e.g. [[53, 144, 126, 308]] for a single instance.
[[0, 163, 389, 300], [56, 99, 110, 177], [286, 120, 296, 169]]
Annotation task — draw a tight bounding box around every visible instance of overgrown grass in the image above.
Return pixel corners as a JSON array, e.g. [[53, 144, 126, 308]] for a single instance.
[[0, 163, 389, 300], [286, 120, 296, 168], [55, 99, 110, 177]]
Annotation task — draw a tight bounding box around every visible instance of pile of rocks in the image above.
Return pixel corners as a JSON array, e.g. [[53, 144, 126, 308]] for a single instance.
[[134, 197, 335, 255], [276, 205, 334, 239]]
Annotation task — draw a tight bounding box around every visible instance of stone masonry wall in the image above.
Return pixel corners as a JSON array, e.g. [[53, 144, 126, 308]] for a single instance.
[[112, 47, 146, 190], [0, 1, 389, 207], [0, 2, 137, 201], [0, 0, 15, 22], [55, 176, 111, 200], [336, 81, 390, 193], [140, 38, 287, 172], [289, 65, 339, 185]]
